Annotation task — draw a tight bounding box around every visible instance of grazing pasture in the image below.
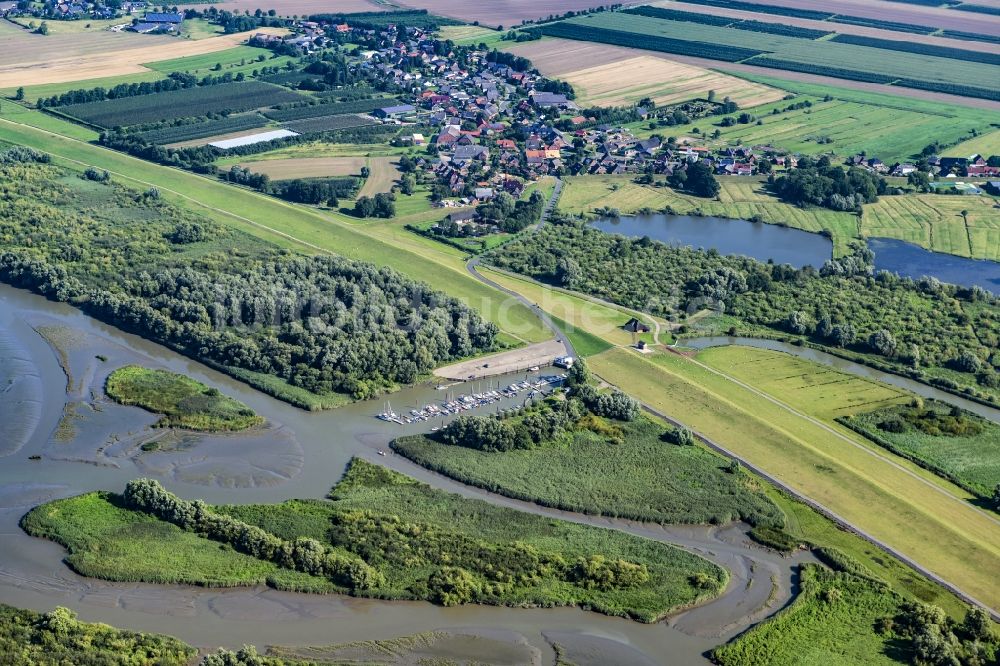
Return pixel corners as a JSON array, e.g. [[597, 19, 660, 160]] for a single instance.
[[56, 81, 304, 128], [505, 41, 784, 108], [841, 402, 1000, 500], [236, 157, 367, 180], [0, 28, 285, 89], [862, 194, 1000, 261]]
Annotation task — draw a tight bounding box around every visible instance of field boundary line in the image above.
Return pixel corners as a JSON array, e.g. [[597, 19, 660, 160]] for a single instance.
[[592, 349, 1000, 620], [678, 347, 1000, 531]]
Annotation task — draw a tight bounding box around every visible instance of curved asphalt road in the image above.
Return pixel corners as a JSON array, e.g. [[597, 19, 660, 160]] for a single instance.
[[466, 178, 576, 357]]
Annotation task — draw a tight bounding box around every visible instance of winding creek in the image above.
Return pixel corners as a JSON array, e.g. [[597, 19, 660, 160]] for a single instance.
[[5, 281, 997, 662], [0, 283, 813, 665]]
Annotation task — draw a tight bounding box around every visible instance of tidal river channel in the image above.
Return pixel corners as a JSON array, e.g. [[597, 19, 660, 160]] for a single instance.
[[0, 283, 820, 665]]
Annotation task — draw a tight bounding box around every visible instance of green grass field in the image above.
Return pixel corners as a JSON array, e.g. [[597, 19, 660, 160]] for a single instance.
[[587, 346, 1000, 610], [104, 365, 264, 431], [944, 128, 1000, 158], [145, 46, 292, 76], [1, 71, 166, 103], [0, 108, 550, 344], [841, 402, 1000, 500], [392, 414, 784, 526], [862, 194, 1000, 261], [22, 459, 725, 621], [627, 73, 1000, 164], [713, 565, 904, 666]]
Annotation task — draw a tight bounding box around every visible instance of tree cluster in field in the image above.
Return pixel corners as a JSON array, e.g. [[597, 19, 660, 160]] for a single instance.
[[668, 160, 720, 198], [477, 190, 546, 233], [353, 192, 396, 218], [222, 166, 359, 205], [0, 604, 194, 666], [487, 222, 999, 401], [888, 602, 998, 666], [438, 363, 639, 452], [770, 156, 884, 212], [123, 478, 384, 591], [0, 164, 496, 401]]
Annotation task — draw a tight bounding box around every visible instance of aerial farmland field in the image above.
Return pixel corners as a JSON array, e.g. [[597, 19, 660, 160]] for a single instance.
[[541, 12, 1000, 99], [236, 157, 367, 180], [0, 27, 286, 89], [646, 73, 1000, 162], [505, 40, 784, 107], [55, 81, 304, 128]]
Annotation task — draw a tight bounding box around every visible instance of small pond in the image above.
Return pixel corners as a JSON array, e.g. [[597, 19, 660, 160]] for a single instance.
[[869, 238, 1000, 295], [591, 213, 833, 268]]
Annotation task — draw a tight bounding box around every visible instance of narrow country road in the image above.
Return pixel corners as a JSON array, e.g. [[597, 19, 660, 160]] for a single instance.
[[4, 116, 997, 620], [466, 178, 577, 358]]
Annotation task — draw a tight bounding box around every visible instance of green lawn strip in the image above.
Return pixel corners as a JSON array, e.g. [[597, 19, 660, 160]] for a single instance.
[[713, 565, 904, 666], [21, 460, 724, 621], [548, 313, 614, 357], [0, 110, 547, 342], [391, 415, 783, 527], [587, 347, 1000, 610], [104, 365, 263, 431], [840, 402, 1000, 501]]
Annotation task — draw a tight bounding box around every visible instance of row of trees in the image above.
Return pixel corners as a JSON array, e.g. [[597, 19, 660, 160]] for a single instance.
[[123, 479, 384, 590]]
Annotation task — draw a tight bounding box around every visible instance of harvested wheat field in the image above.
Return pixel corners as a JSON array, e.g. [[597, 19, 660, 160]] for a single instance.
[[0, 28, 286, 89], [357, 156, 401, 198], [187, 0, 379, 15], [507, 40, 783, 108], [236, 157, 366, 180]]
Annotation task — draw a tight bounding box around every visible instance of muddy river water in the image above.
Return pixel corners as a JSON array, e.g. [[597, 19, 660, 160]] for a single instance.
[[0, 283, 821, 664]]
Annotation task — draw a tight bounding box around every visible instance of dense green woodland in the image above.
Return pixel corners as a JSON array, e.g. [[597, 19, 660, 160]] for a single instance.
[[0, 157, 496, 403], [22, 460, 722, 622], [487, 222, 999, 403]]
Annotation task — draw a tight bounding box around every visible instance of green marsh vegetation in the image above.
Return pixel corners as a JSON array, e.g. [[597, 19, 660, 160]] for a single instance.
[[0, 604, 195, 666], [21, 459, 725, 622], [105, 365, 263, 431], [392, 360, 783, 527], [840, 400, 1000, 504], [713, 556, 999, 666], [0, 156, 497, 408]]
